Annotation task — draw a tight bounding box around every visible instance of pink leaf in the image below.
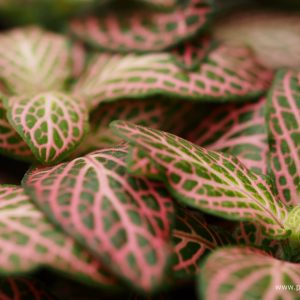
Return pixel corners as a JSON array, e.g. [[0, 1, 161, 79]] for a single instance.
[[188, 97, 268, 175], [22, 146, 175, 292], [70, 0, 212, 52], [0, 185, 116, 287], [74, 45, 273, 109]]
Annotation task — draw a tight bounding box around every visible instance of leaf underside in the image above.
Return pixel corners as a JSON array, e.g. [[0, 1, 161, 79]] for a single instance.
[[111, 121, 289, 239], [23, 146, 174, 292]]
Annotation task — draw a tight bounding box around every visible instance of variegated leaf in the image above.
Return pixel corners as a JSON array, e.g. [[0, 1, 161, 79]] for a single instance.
[[171, 37, 212, 70], [188, 97, 268, 175], [70, 0, 212, 52], [171, 207, 229, 279], [0, 100, 34, 162], [0, 27, 72, 94], [0, 185, 116, 287], [111, 121, 289, 239], [0, 277, 57, 300], [22, 146, 174, 292], [74, 45, 273, 109], [285, 205, 300, 253], [200, 247, 300, 300], [5, 92, 89, 165], [267, 70, 300, 207]]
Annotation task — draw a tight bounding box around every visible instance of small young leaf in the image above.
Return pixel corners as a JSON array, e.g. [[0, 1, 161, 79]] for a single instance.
[[188, 97, 268, 175], [0, 277, 57, 299], [70, 0, 212, 52], [0, 185, 115, 287], [200, 247, 300, 300], [171, 207, 229, 279], [74, 45, 272, 109], [111, 121, 289, 239], [0, 100, 34, 162], [0, 27, 72, 94], [6, 91, 89, 165], [267, 69, 300, 207], [23, 146, 174, 292]]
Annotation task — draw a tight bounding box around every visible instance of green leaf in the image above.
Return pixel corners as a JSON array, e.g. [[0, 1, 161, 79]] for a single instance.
[[70, 0, 212, 52], [5, 91, 89, 165], [188, 97, 268, 175], [74, 45, 273, 109], [0, 100, 34, 162], [171, 207, 229, 279], [0, 277, 58, 299], [0, 185, 116, 287], [111, 121, 289, 239], [267, 69, 300, 207], [0, 27, 72, 94], [22, 146, 175, 292], [200, 247, 300, 300], [234, 222, 284, 257]]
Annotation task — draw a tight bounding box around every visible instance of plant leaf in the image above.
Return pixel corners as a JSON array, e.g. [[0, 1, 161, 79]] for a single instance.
[[74, 45, 273, 109], [0, 185, 116, 287], [75, 99, 173, 155], [200, 247, 300, 300], [0, 27, 72, 94], [70, 0, 212, 52], [0, 277, 57, 299], [171, 207, 229, 279], [187, 97, 268, 175], [171, 36, 212, 70], [267, 69, 300, 207], [5, 91, 89, 165], [0, 100, 34, 162], [213, 10, 300, 69], [234, 222, 284, 257], [22, 146, 175, 292], [111, 121, 289, 239], [138, 0, 177, 10]]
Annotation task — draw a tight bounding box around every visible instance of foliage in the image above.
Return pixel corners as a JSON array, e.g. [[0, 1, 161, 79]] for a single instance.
[[0, 0, 299, 299]]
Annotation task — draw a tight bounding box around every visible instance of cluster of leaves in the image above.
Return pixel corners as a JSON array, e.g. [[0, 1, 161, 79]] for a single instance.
[[0, 0, 299, 299]]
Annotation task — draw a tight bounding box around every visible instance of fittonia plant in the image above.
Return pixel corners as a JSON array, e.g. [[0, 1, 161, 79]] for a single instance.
[[0, 0, 299, 299]]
